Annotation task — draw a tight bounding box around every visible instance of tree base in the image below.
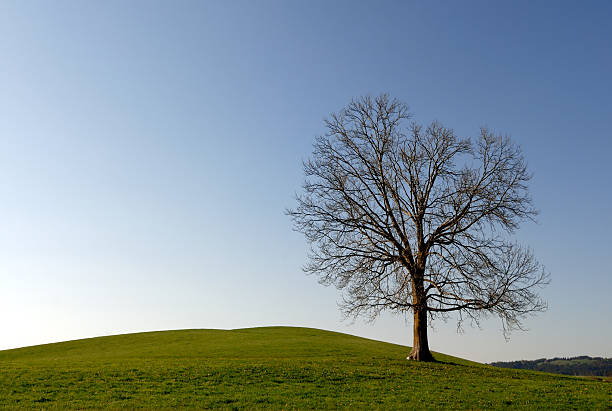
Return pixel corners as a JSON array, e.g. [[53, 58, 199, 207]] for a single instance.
[[407, 348, 434, 362]]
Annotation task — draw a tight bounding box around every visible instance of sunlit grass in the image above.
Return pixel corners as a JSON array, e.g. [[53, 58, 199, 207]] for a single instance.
[[0, 327, 609, 409]]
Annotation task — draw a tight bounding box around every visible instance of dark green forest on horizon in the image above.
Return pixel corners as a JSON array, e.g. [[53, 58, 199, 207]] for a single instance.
[[490, 356, 611, 377]]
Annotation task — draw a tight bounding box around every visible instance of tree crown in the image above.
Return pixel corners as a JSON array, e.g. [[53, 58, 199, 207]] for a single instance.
[[289, 94, 548, 336]]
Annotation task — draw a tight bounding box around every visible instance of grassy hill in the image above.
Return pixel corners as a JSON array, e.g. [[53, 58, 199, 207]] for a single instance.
[[0, 327, 609, 409]]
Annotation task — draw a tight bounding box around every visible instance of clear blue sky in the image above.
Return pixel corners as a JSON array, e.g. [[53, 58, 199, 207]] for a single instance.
[[1, 0, 610, 362]]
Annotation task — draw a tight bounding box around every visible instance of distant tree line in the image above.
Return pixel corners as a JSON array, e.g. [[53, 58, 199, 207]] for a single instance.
[[490, 356, 611, 376]]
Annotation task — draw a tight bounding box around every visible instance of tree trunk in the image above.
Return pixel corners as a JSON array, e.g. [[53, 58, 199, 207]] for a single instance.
[[407, 306, 433, 361], [408, 298, 434, 361]]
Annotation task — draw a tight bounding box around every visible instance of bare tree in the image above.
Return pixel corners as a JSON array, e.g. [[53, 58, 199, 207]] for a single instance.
[[288, 94, 548, 361]]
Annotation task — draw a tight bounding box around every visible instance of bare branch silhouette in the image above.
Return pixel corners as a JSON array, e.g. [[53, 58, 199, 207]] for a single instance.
[[288, 94, 549, 361]]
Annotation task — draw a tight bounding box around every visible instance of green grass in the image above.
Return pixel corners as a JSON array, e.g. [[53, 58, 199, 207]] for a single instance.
[[0, 327, 609, 409]]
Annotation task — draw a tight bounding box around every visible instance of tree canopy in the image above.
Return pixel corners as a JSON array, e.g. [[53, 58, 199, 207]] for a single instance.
[[289, 94, 549, 360]]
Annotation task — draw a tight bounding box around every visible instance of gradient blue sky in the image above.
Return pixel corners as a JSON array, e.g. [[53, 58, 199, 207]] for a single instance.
[[1, 0, 611, 362]]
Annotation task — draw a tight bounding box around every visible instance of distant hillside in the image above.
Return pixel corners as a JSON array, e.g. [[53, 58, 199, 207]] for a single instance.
[[490, 356, 612, 376]]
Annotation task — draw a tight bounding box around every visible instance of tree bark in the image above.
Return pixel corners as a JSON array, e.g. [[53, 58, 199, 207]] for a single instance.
[[408, 276, 434, 361], [408, 305, 433, 361]]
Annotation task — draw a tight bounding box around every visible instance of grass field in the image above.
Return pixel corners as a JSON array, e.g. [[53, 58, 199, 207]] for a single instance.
[[0, 327, 609, 409]]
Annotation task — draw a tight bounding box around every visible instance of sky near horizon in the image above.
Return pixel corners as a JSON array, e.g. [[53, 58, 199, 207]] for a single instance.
[[1, 0, 611, 363]]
